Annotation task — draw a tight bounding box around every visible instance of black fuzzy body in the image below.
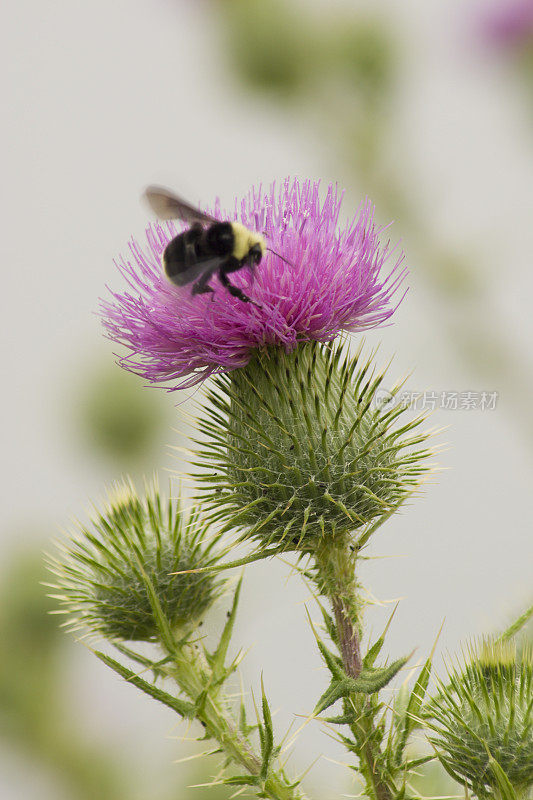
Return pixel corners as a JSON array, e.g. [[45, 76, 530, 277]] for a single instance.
[[162, 221, 262, 305], [163, 222, 235, 285]]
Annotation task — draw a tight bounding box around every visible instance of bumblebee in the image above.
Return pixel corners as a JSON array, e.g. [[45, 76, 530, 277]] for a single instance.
[[144, 186, 266, 305]]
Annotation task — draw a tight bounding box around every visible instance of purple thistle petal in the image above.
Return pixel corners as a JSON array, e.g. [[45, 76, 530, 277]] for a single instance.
[[482, 0, 533, 47], [101, 178, 407, 390]]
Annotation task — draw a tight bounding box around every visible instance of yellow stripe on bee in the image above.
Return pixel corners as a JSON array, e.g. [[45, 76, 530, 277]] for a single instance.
[[230, 223, 266, 261]]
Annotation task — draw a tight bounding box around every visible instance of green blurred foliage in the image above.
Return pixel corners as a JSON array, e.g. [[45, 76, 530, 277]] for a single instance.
[[71, 355, 172, 469], [220, 0, 397, 201], [223, 0, 313, 95], [516, 46, 533, 110], [221, 0, 393, 103], [326, 19, 392, 97], [0, 547, 127, 799]]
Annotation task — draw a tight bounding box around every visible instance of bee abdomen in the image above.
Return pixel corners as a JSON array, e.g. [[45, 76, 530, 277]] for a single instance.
[[162, 228, 202, 284]]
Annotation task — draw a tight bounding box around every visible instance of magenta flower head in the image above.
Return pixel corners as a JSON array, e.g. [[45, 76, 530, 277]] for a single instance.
[[482, 0, 533, 47], [101, 178, 406, 390]]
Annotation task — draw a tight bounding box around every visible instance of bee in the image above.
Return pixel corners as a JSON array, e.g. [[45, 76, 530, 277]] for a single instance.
[[144, 185, 267, 305]]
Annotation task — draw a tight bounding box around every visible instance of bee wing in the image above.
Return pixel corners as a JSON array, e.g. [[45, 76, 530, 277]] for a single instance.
[[173, 256, 223, 286], [143, 186, 217, 225]]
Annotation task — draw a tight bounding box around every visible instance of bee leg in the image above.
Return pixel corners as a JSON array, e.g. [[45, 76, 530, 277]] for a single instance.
[[191, 270, 215, 297], [218, 266, 261, 307], [245, 253, 257, 283]]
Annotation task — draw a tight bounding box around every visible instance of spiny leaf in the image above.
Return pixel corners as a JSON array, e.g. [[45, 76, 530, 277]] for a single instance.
[[319, 605, 339, 646], [315, 679, 358, 715], [485, 746, 518, 800], [393, 621, 442, 765], [172, 550, 271, 576], [322, 712, 358, 725], [223, 775, 260, 787], [434, 753, 466, 787], [239, 701, 257, 737], [93, 649, 195, 718], [135, 561, 176, 653], [315, 654, 411, 715], [357, 656, 412, 693], [402, 753, 435, 771], [364, 602, 399, 668], [306, 609, 344, 680], [260, 677, 275, 779], [208, 576, 243, 683], [497, 603, 533, 643], [113, 642, 175, 681], [315, 637, 345, 680], [393, 656, 432, 762]]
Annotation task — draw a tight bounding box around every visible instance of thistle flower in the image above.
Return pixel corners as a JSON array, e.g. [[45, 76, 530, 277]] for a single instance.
[[102, 178, 406, 389], [193, 342, 432, 555], [426, 639, 533, 798], [47, 481, 223, 641], [482, 0, 533, 48]]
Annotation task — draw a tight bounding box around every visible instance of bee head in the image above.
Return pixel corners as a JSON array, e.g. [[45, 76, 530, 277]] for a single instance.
[[230, 223, 267, 266], [249, 243, 263, 266]]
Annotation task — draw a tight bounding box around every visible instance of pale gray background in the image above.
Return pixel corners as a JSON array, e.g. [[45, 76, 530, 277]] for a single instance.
[[1, 0, 532, 797]]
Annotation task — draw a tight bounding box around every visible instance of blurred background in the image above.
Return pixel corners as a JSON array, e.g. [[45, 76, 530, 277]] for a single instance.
[[1, 0, 533, 797]]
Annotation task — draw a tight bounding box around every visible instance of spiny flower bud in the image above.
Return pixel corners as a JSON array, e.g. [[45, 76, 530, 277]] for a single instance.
[[427, 639, 533, 797], [194, 341, 432, 555], [48, 480, 223, 641]]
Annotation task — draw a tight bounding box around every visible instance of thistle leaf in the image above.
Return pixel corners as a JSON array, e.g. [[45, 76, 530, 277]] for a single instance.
[[322, 712, 358, 725], [260, 678, 275, 779], [319, 605, 340, 647], [315, 655, 411, 715], [93, 649, 195, 718], [364, 602, 399, 668], [355, 656, 412, 693], [135, 562, 176, 653], [392, 621, 442, 765], [314, 680, 353, 716], [238, 691, 257, 737], [402, 754, 435, 771], [223, 775, 260, 787], [497, 603, 533, 643], [315, 636, 345, 681], [485, 749, 518, 800], [306, 610, 344, 680], [208, 576, 243, 684], [393, 654, 432, 763]]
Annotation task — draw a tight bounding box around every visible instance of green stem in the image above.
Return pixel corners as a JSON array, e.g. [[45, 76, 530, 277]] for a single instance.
[[315, 535, 395, 800], [165, 642, 304, 800]]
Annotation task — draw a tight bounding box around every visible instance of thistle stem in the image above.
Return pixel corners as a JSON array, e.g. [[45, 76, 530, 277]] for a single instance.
[[164, 642, 304, 800], [315, 535, 394, 800], [332, 594, 363, 679]]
